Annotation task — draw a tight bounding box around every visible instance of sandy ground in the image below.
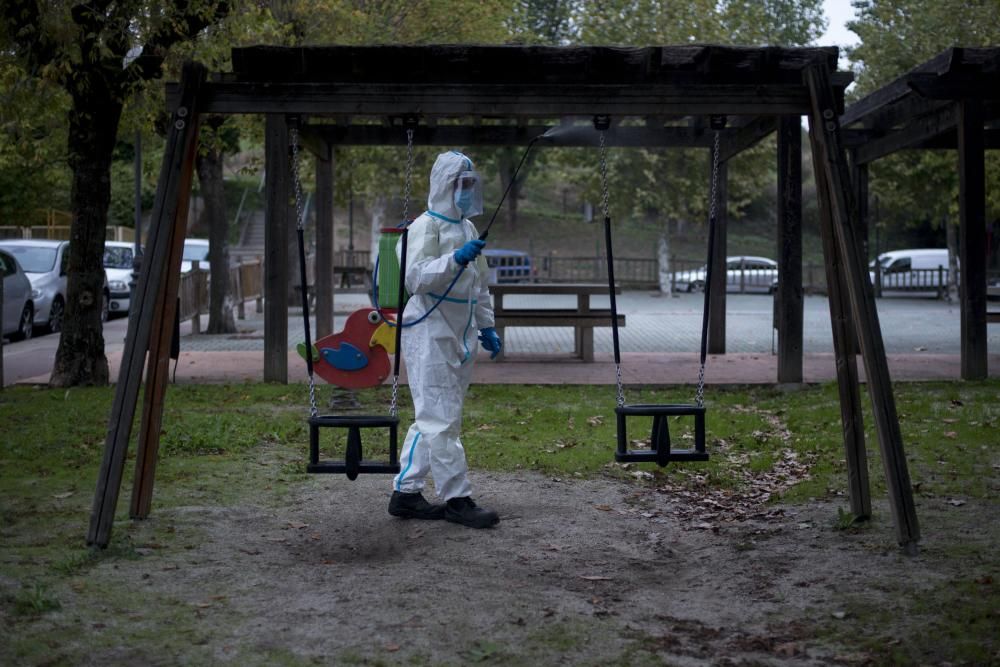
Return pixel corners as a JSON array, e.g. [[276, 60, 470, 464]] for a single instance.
[[66, 470, 996, 666]]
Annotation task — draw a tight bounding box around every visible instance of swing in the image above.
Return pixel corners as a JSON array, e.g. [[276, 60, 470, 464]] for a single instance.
[[598, 115, 726, 465], [290, 119, 418, 479]]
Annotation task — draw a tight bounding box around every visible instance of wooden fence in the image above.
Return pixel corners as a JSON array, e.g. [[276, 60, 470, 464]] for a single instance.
[[177, 257, 264, 331]]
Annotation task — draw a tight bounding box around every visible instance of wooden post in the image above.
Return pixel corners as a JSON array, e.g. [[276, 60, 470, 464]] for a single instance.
[[315, 146, 335, 339], [130, 146, 199, 519], [851, 156, 870, 263], [88, 62, 206, 547], [190, 260, 202, 334], [264, 115, 290, 383], [708, 157, 728, 354], [809, 129, 871, 522], [806, 62, 919, 551], [777, 116, 803, 383], [957, 99, 988, 380]]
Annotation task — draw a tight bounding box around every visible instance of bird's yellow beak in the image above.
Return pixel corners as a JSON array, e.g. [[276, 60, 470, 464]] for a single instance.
[[370, 321, 396, 355]]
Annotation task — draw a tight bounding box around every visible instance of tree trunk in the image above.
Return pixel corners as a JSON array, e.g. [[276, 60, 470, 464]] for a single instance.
[[196, 143, 236, 334], [49, 95, 119, 387], [658, 230, 672, 295], [946, 214, 959, 303]]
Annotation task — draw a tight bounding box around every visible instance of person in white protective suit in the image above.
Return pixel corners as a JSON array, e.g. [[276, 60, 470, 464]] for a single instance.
[[388, 151, 503, 529]]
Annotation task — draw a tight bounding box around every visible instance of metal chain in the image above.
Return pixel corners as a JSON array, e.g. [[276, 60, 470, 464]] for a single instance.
[[599, 131, 625, 408], [599, 131, 611, 221], [290, 126, 319, 418], [389, 127, 415, 418], [696, 131, 721, 409], [403, 127, 414, 223]]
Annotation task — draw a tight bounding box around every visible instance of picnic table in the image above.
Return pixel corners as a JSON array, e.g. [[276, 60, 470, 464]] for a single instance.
[[489, 283, 624, 362]]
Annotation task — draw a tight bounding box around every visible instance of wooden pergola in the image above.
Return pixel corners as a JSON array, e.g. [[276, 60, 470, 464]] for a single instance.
[[840, 47, 1000, 381], [89, 44, 920, 552]]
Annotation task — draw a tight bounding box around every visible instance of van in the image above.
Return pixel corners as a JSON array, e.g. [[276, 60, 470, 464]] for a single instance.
[[483, 249, 532, 284], [869, 248, 953, 291]]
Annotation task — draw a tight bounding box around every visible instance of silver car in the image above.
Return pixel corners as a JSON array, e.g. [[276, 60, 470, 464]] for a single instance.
[[675, 255, 780, 294], [1, 248, 34, 340], [0, 240, 109, 333]]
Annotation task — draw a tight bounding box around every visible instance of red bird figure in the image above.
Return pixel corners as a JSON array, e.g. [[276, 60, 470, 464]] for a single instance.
[[300, 307, 396, 389]]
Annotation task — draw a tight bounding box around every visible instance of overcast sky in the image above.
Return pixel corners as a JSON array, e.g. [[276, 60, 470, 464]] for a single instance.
[[820, 0, 860, 48]]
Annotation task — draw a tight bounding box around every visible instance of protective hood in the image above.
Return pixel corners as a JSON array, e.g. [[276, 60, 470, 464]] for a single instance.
[[427, 151, 477, 223]]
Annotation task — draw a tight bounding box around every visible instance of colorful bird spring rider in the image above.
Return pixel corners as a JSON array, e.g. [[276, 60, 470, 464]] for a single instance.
[[290, 119, 417, 480]]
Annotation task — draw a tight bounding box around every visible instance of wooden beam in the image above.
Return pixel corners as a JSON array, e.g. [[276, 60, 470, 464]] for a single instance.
[[88, 63, 206, 547], [300, 123, 716, 148], [719, 116, 777, 162], [264, 115, 290, 383], [174, 80, 849, 117], [230, 44, 842, 85], [315, 151, 334, 339], [810, 121, 871, 521], [853, 103, 959, 164], [806, 62, 919, 551], [776, 116, 803, 383], [130, 147, 195, 519], [707, 156, 728, 354], [958, 99, 989, 380]]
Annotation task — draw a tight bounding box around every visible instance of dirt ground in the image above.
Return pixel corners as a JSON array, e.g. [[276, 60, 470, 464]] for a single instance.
[[48, 469, 994, 666]]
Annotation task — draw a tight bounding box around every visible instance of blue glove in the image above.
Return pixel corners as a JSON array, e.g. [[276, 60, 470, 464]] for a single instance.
[[454, 239, 485, 266], [478, 327, 502, 360]]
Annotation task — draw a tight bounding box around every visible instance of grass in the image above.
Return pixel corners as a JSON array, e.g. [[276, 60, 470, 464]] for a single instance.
[[0, 380, 997, 664]]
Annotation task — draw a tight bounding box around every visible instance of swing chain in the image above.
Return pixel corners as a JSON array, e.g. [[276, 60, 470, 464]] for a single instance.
[[696, 131, 721, 409], [290, 126, 319, 418], [389, 127, 415, 418], [599, 131, 611, 222], [402, 127, 414, 224], [599, 131, 625, 409]]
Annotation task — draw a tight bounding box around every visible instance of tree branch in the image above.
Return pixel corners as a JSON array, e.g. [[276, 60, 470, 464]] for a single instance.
[[1, 0, 62, 75], [123, 1, 230, 92]]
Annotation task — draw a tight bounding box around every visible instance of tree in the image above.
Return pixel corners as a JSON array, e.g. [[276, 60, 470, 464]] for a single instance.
[[847, 0, 1000, 261], [1, 1, 230, 386]]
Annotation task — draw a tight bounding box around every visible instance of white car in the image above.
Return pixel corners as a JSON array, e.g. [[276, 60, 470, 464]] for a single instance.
[[1, 248, 34, 340], [0, 239, 109, 332], [181, 238, 210, 273], [675, 255, 779, 293], [103, 241, 138, 315]]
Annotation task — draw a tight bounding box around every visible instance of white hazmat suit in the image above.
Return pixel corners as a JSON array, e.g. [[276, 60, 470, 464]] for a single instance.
[[392, 151, 494, 502]]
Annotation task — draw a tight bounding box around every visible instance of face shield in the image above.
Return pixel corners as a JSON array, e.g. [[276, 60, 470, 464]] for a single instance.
[[453, 170, 483, 218]]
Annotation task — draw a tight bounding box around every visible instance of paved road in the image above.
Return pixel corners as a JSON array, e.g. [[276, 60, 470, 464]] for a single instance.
[[3, 290, 996, 386]]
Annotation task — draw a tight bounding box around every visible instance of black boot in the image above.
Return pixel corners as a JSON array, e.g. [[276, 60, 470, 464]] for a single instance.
[[445, 497, 500, 529], [388, 491, 446, 520]]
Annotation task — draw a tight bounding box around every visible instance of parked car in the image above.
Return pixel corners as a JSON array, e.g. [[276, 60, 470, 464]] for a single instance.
[[484, 249, 533, 284], [104, 241, 138, 315], [181, 238, 210, 273], [1, 249, 34, 340], [869, 248, 952, 291], [0, 239, 109, 332], [674, 255, 779, 293]]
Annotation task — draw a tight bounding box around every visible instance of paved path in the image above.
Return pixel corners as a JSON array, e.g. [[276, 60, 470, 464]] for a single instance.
[[5, 290, 998, 386]]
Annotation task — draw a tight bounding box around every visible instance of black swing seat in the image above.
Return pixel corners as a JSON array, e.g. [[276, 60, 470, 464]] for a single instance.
[[615, 404, 709, 466], [307, 415, 401, 479]]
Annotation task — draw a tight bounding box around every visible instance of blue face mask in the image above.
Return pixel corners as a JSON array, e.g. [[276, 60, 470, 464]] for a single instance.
[[455, 190, 473, 214]]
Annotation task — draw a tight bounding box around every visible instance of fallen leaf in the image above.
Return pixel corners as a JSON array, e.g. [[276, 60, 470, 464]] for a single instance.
[[52, 491, 74, 499], [831, 610, 847, 619], [579, 575, 612, 581], [587, 415, 604, 427], [385, 644, 400, 652], [594, 504, 612, 511], [476, 423, 494, 431], [947, 499, 966, 507], [287, 521, 308, 529], [943, 431, 958, 439]]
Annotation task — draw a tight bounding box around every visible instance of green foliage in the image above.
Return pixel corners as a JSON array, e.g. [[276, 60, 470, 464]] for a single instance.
[[11, 582, 61, 617], [847, 0, 1000, 238]]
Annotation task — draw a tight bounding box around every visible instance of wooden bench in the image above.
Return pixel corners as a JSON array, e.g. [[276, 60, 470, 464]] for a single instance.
[[490, 283, 624, 362]]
